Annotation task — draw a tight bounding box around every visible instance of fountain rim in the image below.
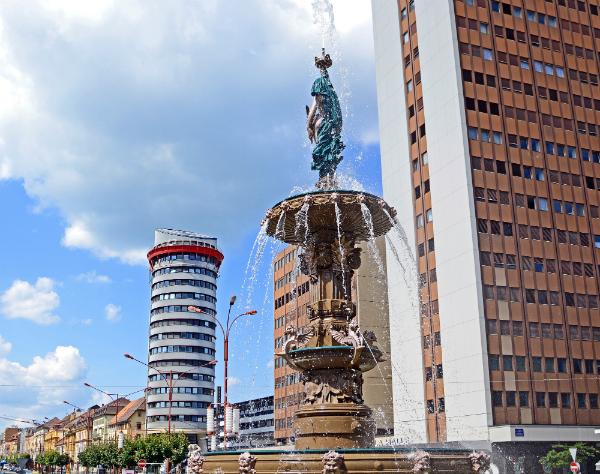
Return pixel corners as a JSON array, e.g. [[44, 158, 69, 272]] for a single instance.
[[203, 446, 476, 456], [266, 188, 388, 214], [288, 345, 354, 353]]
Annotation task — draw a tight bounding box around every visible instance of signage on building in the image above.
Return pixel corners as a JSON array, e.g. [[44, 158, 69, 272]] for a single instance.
[[514, 428, 525, 437], [570, 461, 580, 472]]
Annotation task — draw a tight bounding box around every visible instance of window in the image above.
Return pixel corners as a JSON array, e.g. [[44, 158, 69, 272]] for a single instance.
[[483, 49, 493, 61], [406, 79, 413, 92], [545, 357, 554, 372], [561, 393, 571, 408], [532, 357, 542, 372], [548, 392, 558, 408], [426, 209, 433, 222], [492, 391, 503, 406], [503, 355, 513, 371], [519, 391, 529, 407], [506, 391, 516, 406], [489, 355, 500, 370], [480, 23, 489, 34], [536, 392, 546, 407]]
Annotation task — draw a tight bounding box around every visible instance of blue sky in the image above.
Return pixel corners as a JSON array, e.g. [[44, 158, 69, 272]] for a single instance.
[[0, 0, 382, 429]]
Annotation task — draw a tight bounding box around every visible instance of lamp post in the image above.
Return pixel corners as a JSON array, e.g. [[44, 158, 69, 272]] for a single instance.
[[188, 296, 257, 448], [124, 355, 216, 474], [82, 383, 121, 445], [123, 353, 217, 434]]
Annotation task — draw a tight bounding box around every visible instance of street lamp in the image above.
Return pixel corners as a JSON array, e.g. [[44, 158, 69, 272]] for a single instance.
[[188, 296, 257, 448], [82, 382, 123, 445], [123, 353, 217, 434]]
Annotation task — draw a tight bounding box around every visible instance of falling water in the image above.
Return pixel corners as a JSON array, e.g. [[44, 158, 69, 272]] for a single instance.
[[359, 203, 385, 275], [242, 222, 269, 310], [333, 201, 347, 299]]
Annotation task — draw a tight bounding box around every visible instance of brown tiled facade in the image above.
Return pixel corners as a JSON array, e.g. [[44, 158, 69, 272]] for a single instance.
[[272, 246, 311, 442], [397, 0, 447, 442], [385, 0, 600, 443]]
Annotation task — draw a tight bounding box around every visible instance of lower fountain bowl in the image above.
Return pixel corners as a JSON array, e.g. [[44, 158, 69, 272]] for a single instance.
[[287, 346, 378, 372]]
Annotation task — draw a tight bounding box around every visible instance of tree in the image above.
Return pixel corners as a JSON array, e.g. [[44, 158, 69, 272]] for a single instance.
[[539, 442, 599, 470]]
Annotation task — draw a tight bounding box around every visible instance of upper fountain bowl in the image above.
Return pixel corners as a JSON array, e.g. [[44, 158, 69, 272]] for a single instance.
[[262, 190, 397, 244]]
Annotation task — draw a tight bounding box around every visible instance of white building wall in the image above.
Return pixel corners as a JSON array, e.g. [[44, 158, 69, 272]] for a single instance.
[[371, 0, 427, 443], [413, 0, 492, 442]]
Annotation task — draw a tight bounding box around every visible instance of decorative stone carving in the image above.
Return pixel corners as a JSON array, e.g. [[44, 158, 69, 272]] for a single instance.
[[321, 450, 346, 473], [186, 444, 205, 474], [409, 450, 431, 473], [238, 452, 257, 474], [301, 369, 363, 405], [469, 451, 491, 473]]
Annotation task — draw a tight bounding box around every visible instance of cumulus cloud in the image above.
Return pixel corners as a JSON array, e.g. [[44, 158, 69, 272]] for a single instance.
[[0, 345, 87, 426], [0, 0, 377, 264], [75, 270, 111, 284], [105, 303, 121, 321], [0, 277, 60, 325], [0, 335, 12, 356], [228, 376, 241, 387]]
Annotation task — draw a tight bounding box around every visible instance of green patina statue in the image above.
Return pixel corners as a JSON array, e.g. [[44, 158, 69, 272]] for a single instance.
[[306, 49, 345, 182]]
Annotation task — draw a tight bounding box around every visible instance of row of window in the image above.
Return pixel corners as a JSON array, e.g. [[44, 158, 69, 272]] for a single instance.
[[273, 249, 298, 272], [426, 397, 445, 414], [275, 373, 299, 388], [487, 320, 600, 342], [478, 218, 600, 248], [465, 97, 499, 115], [274, 282, 310, 309], [148, 373, 214, 382], [152, 279, 217, 291], [240, 419, 274, 431], [148, 401, 210, 409], [149, 332, 214, 342], [275, 270, 298, 290], [148, 415, 205, 423], [481, 251, 597, 278], [151, 305, 215, 316], [148, 359, 215, 370], [424, 364, 444, 380], [150, 318, 216, 330], [148, 386, 213, 395], [151, 253, 218, 266], [152, 266, 217, 279], [484, 284, 600, 308], [149, 345, 216, 355], [491, 391, 600, 410], [467, 126, 503, 144], [151, 292, 217, 304]]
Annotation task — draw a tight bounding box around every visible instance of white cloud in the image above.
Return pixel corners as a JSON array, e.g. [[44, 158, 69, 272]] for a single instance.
[[104, 303, 121, 321], [81, 318, 93, 326], [0, 277, 60, 325], [0, 345, 87, 429], [0, 0, 377, 264], [228, 376, 240, 387], [75, 270, 111, 284], [0, 335, 12, 356], [266, 359, 274, 369]]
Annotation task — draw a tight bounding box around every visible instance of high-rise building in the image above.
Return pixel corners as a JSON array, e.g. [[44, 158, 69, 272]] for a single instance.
[[372, 0, 600, 466], [146, 229, 223, 441], [272, 243, 394, 444]]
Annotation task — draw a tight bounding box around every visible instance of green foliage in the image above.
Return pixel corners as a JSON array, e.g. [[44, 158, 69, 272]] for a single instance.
[[36, 451, 69, 467], [78, 433, 188, 468], [539, 442, 599, 469]]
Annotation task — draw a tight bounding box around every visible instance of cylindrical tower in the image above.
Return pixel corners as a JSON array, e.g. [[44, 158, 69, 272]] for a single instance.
[[146, 228, 223, 442]]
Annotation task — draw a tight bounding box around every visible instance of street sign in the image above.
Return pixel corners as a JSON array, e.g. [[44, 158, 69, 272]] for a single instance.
[[514, 428, 525, 437], [138, 459, 146, 469], [570, 461, 580, 473]]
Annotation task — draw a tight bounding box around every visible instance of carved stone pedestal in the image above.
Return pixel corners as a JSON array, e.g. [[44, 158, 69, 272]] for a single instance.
[[294, 403, 375, 450]]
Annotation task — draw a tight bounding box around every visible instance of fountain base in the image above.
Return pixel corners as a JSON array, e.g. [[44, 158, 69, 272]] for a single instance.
[[294, 403, 374, 450], [200, 447, 488, 473]]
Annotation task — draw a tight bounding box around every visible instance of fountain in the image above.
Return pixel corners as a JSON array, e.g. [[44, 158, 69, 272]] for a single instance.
[[197, 51, 490, 473]]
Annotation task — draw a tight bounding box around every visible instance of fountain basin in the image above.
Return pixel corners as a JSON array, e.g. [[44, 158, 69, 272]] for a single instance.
[[262, 190, 397, 244], [200, 447, 479, 473], [287, 346, 377, 372]]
